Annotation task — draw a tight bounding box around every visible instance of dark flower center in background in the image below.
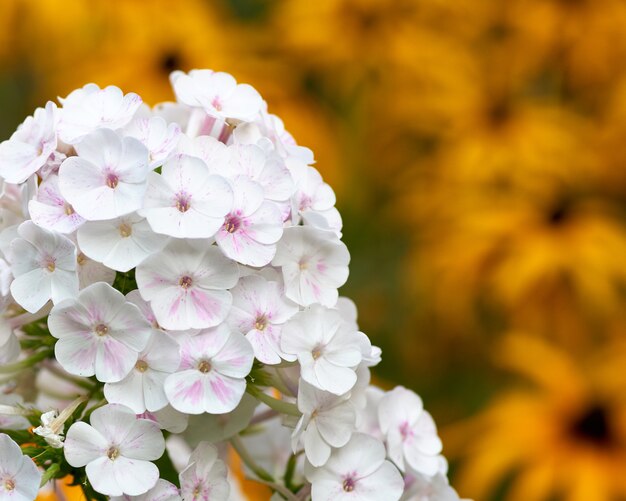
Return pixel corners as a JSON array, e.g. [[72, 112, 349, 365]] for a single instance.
[[569, 404, 613, 446], [159, 51, 181, 74]]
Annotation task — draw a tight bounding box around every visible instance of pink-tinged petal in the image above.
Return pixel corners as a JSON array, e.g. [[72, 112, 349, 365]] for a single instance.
[[211, 331, 254, 379], [95, 337, 139, 383], [119, 418, 165, 461], [180, 325, 231, 365], [193, 246, 239, 289], [54, 333, 98, 377], [64, 422, 108, 467], [142, 370, 170, 413], [245, 327, 283, 365], [164, 371, 205, 414], [216, 228, 276, 267], [0, 140, 39, 184], [202, 371, 247, 414]]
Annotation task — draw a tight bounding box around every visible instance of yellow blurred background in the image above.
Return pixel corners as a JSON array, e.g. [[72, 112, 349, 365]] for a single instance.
[[5, 0, 626, 499]]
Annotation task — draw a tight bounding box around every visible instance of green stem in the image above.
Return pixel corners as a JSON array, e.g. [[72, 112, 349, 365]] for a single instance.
[[40, 463, 61, 487], [0, 349, 52, 374], [247, 386, 301, 417]]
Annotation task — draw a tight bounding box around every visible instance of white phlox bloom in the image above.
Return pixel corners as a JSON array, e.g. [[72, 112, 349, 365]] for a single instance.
[[110, 479, 181, 501], [104, 331, 181, 413], [227, 274, 298, 365], [164, 325, 254, 414], [176, 135, 230, 174], [378, 387, 443, 477], [227, 143, 294, 205], [136, 240, 239, 330], [179, 442, 230, 501], [281, 305, 362, 395], [77, 213, 168, 272], [58, 84, 142, 144], [0, 433, 42, 501], [125, 116, 181, 168], [0, 394, 30, 430], [257, 110, 314, 165], [0, 101, 58, 184], [9, 221, 78, 313], [305, 433, 404, 501], [272, 226, 350, 307], [33, 410, 65, 448], [138, 406, 189, 435], [290, 162, 342, 236], [402, 472, 468, 501], [29, 175, 85, 234], [76, 252, 116, 289], [0, 258, 13, 298], [292, 380, 356, 467], [126, 290, 160, 329], [48, 282, 153, 382], [215, 176, 283, 267], [0, 319, 20, 365], [64, 404, 165, 497], [355, 386, 385, 441], [171, 70, 263, 122], [141, 154, 232, 239], [59, 128, 150, 221]]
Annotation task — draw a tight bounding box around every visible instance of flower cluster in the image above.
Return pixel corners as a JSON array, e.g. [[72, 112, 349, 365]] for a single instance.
[[0, 70, 465, 501]]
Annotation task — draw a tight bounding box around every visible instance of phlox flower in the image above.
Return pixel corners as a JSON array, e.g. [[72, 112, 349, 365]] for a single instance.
[[378, 387, 443, 477], [227, 274, 298, 364], [272, 226, 350, 307], [281, 305, 362, 395], [0, 433, 42, 501], [76, 252, 116, 289], [0, 395, 30, 431], [33, 410, 64, 449], [58, 84, 142, 144], [125, 116, 181, 168], [179, 442, 230, 501], [64, 404, 165, 497], [141, 155, 232, 239], [355, 386, 385, 441], [164, 324, 254, 414], [292, 380, 356, 467], [77, 214, 168, 272], [104, 331, 181, 413], [171, 70, 263, 122], [0, 320, 20, 365], [401, 472, 467, 501], [29, 175, 85, 234], [110, 479, 181, 501], [176, 135, 229, 174], [9, 221, 78, 313], [48, 282, 152, 382], [138, 406, 189, 435], [59, 128, 150, 221], [305, 433, 404, 501], [126, 290, 160, 329], [215, 177, 283, 267], [0, 101, 57, 184], [136, 240, 239, 330]]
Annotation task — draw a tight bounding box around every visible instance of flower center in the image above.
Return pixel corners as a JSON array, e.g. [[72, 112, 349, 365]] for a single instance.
[[198, 360, 212, 373], [570, 404, 613, 446], [399, 421, 413, 441], [119, 222, 132, 238], [45, 257, 56, 272], [311, 345, 324, 360], [3, 479, 15, 492], [175, 193, 191, 213], [106, 173, 119, 189], [106, 446, 120, 461], [179, 275, 193, 289], [135, 360, 149, 372], [342, 476, 356, 492], [223, 214, 241, 233], [298, 259, 309, 271], [64, 204, 74, 216], [254, 314, 268, 331], [77, 253, 87, 266], [211, 96, 223, 112], [94, 324, 109, 336]]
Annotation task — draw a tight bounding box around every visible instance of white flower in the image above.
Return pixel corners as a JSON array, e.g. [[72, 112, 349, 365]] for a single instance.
[[0, 395, 30, 431], [125, 116, 181, 168], [378, 387, 443, 476], [171, 70, 263, 122], [138, 406, 189, 435], [272, 226, 350, 307], [177, 135, 229, 174], [104, 331, 181, 413], [355, 386, 385, 441], [227, 274, 298, 365], [76, 252, 116, 289], [58, 84, 142, 144], [179, 442, 230, 501], [402, 472, 468, 501], [126, 290, 160, 329], [0, 433, 42, 501], [0, 101, 58, 184], [64, 404, 165, 497], [77, 214, 168, 272], [136, 240, 239, 330], [110, 479, 181, 501], [48, 282, 153, 382], [33, 410, 65, 448], [281, 305, 362, 395], [292, 380, 356, 467], [141, 155, 233, 239], [215, 177, 283, 267], [0, 319, 20, 365], [58, 128, 150, 221], [164, 324, 254, 414], [9, 221, 78, 313], [29, 175, 85, 234], [306, 433, 404, 501]]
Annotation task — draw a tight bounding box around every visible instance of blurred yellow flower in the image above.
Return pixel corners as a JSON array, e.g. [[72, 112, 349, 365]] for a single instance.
[[445, 333, 626, 501]]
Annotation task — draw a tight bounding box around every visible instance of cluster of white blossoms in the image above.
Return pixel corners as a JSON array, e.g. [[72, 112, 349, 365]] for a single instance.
[[0, 70, 468, 501]]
